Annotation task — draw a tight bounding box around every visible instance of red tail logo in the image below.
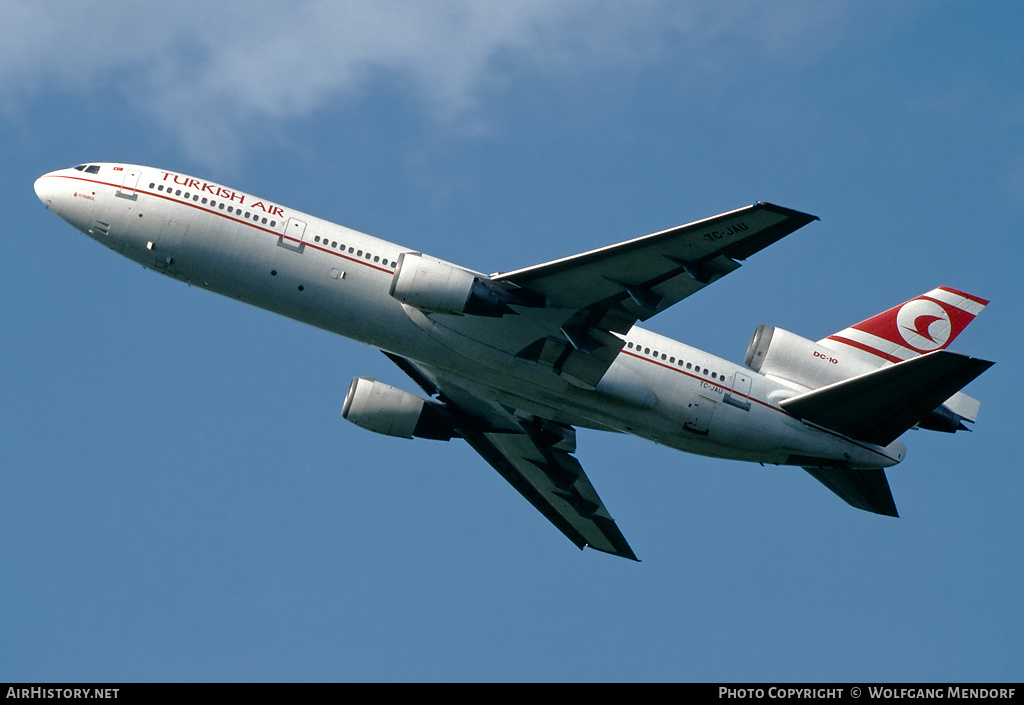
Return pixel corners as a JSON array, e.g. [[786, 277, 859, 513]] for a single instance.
[[825, 287, 987, 363]]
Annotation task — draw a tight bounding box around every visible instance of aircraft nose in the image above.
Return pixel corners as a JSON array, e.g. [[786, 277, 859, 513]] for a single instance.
[[35, 170, 90, 230], [34, 173, 56, 206]]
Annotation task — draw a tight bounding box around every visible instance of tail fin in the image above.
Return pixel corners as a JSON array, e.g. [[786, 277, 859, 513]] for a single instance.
[[820, 287, 988, 365]]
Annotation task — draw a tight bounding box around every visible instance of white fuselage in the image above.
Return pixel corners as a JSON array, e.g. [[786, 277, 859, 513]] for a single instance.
[[34, 164, 905, 471]]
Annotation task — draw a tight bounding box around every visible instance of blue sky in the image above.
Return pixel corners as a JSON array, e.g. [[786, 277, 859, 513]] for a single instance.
[[2, 1, 1021, 682]]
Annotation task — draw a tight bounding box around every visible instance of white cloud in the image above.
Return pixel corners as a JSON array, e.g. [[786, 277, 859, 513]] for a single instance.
[[1, 1, 848, 165]]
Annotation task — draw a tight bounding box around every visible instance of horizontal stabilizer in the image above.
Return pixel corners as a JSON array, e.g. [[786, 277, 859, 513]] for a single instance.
[[780, 351, 993, 446], [802, 466, 899, 517], [942, 391, 981, 424]]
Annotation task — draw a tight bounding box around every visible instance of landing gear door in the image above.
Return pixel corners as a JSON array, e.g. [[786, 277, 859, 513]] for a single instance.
[[117, 167, 142, 199]]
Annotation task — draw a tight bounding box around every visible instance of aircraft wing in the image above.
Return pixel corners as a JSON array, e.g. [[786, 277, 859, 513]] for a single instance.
[[385, 353, 638, 560], [483, 202, 817, 388]]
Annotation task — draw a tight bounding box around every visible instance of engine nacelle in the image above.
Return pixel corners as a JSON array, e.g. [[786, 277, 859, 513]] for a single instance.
[[389, 252, 515, 317], [341, 377, 454, 440], [744, 325, 879, 390]]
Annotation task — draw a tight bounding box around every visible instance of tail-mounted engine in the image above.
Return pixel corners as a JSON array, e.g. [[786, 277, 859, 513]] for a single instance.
[[389, 252, 536, 317], [744, 324, 878, 390], [342, 377, 454, 440]]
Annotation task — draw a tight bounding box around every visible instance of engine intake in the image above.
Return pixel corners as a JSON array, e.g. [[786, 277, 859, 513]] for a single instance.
[[342, 377, 454, 440], [389, 252, 519, 317]]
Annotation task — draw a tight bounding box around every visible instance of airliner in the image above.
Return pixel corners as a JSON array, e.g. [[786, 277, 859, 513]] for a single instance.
[[34, 163, 993, 560]]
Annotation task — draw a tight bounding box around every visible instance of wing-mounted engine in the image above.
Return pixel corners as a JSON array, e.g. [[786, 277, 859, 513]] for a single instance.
[[342, 377, 454, 440], [744, 324, 880, 390], [389, 252, 537, 317]]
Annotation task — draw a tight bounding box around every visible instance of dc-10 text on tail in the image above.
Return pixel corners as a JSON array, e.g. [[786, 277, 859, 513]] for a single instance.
[[35, 163, 993, 560]]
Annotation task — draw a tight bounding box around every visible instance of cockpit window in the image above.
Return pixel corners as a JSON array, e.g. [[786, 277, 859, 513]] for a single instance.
[[72, 164, 101, 174]]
